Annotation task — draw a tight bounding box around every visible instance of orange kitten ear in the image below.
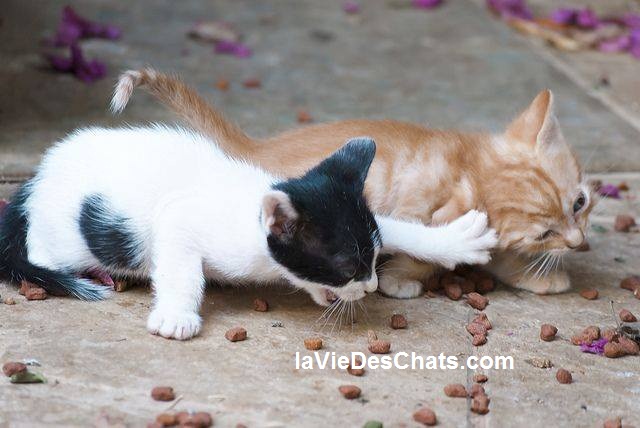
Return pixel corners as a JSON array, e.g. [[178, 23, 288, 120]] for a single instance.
[[505, 90, 562, 149]]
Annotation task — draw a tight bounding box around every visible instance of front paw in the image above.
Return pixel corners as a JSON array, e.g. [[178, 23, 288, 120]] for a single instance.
[[514, 270, 571, 294], [379, 274, 423, 299], [147, 308, 202, 340], [441, 210, 498, 268]]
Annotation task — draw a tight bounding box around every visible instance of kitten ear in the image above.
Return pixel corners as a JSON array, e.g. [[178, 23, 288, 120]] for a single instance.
[[505, 90, 563, 149], [316, 137, 377, 191], [262, 191, 298, 240]]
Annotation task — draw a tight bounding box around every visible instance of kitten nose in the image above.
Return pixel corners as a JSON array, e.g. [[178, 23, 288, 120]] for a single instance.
[[565, 229, 584, 249]]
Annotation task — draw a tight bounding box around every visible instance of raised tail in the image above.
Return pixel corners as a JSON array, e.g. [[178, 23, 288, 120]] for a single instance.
[[0, 184, 110, 301], [111, 67, 258, 160]]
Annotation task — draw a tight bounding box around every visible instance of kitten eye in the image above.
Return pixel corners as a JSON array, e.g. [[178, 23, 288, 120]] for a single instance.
[[573, 192, 586, 213], [537, 230, 556, 241]]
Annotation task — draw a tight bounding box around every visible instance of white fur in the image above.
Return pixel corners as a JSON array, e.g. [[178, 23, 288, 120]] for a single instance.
[[24, 126, 496, 340]]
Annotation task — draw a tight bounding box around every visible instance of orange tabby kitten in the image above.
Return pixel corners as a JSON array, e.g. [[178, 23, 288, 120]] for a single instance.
[[111, 68, 595, 297]]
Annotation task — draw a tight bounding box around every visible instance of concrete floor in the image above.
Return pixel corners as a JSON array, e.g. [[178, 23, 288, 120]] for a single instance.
[[1, 0, 640, 427]]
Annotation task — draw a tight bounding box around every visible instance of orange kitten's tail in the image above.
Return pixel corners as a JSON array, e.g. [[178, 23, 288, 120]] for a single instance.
[[111, 68, 257, 159]]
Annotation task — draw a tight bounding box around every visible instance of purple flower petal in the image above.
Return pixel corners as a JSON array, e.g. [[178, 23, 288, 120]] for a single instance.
[[486, 0, 533, 21], [580, 338, 608, 354], [46, 43, 107, 83], [598, 183, 621, 199], [343, 1, 361, 14], [598, 35, 631, 52], [576, 8, 599, 29], [622, 13, 640, 29], [50, 6, 121, 46], [214, 40, 252, 58], [412, 0, 443, 9], [551, 8, 576, 25]]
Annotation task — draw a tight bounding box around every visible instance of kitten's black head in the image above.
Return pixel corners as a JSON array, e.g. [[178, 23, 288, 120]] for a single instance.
[[262, 138, 381, 303]]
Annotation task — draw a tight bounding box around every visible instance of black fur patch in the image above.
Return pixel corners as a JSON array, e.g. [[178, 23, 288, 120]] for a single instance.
[[268, 138, 381, 287], [79, 194, 142, 270]]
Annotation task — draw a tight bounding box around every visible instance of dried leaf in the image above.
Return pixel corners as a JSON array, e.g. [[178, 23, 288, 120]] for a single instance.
[[10, 371, 46, 384]]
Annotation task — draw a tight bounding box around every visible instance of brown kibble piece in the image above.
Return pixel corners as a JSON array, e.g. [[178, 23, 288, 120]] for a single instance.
[[151, 386, 175, 402], [466, 322, 487, 337], [476, 277, 495, 294], [466, 292, 489, 310], [571, 326, 600, 346], [619, 309, 637, 322], [618, 182, 629, 191], [25, 286, 47, 300], [556, 368, 572, 384], [474, 374, 488, 383], [175, 411, 212, 428], [155, 413, 177, 426], [473, 313, 492, 330], [390, 314, 408, 329], [303, 337, 323, 351], [2, 362, 27, 377], [243, 78, 261, 88], [620, 276, 640, 292], [253, 298, 269, 312], [471, 393, 490, 414], [579, 288, 598, 300], [297, 109, 312, 123], [614, 214, 636, 232], [604, 341, 626, 358], [444, 383, 467, 398], [338, 384, 361, 399], [4, 297, 16, 305], [19, 280, 33, 295], [618, 336, 639, 355], [472, 334, 487, 346], [469, 383, 485, 397], [368, 339, 391, 354], [413, 407, 437, 426], [225, 327, 247, 342], [444, 283, 462, 300], [603, 417, 622, 428], [540, 324, 558, 341], [347, 357, 365, 376], [216, 79, 230, 91], [602, 329, 618, 341]]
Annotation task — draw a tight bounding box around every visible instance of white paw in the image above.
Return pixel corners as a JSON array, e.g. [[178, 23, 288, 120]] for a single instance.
[[147, 308, 202, 340], [441, 210, 498, 268], [379, 275, 423, 299]]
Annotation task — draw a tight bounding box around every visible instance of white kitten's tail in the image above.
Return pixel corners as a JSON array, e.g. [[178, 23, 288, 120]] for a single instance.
[[111, 67, 258, 160]]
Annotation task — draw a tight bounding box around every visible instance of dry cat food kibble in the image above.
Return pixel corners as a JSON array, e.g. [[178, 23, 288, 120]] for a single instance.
[[444, 383, 467, 398], [619, 309, 637, 322], [460, 279, 476, 294], [540, 324, 558, 341], [390, 314, 407, 329], [3, 297, 16, 305], [253, 298, 269, 312], [469, 383, 485, 397], [571, 326, 600, 345], [474, 374, 488, 383], [338, 384, 361, 399], [471, 393, 490, 415], [473, 313, 492, 330], [555, 368, 572, 384], [367, 330, 391, 354], [466, 322, 487, 337], [2, 362, 27, 377], [603, 417, 622, 428], [618, 336, 640, 355], [472, 334, 487, 346], [155, 413, 177, 426], [579, 288, 598, 300], [175, 411, 213, 428], [620, 276, 640, 292], [303, 337, 323, 351], [604, 341, 626, 358], [151, 386, 175, 402], [19, 280, 47, 301], [215, 78, 230, 91], [466, 292, 489, 310], [614, 214, 636, 232], [412, 407, 437, 426], [347, 357, 365, 376], [225, 327, 247, 342], [297, 109, 313, 123]]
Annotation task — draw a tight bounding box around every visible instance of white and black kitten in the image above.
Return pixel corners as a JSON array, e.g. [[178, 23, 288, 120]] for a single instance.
[[0, 126, 496, 340]]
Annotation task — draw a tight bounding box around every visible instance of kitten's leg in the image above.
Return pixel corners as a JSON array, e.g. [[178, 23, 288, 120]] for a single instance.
[[378, 254, 434, 298], [486, 251, 571, 294], [147, 244, 204, 340], [376, 210, 498, 269]]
